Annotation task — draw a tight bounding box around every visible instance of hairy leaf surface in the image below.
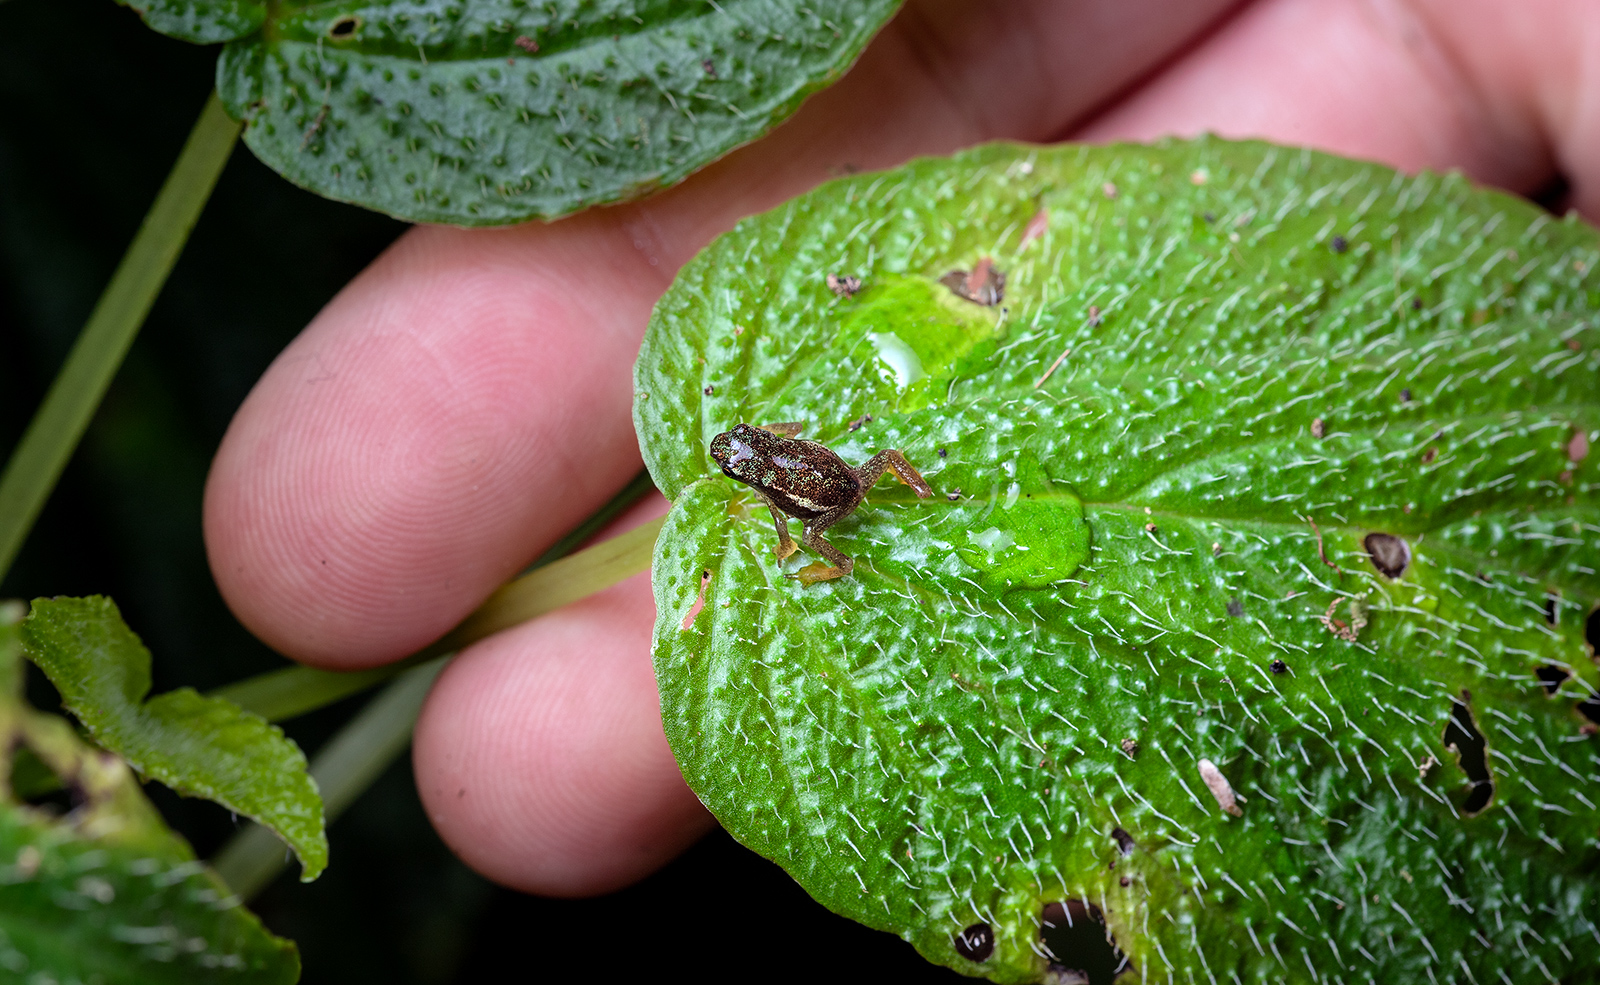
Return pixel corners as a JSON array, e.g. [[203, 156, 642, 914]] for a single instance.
[[0, 602, 299, 984], [635, 140, 1600, 983], [203, 0, 901, 224], [20, 596, 327, 881]]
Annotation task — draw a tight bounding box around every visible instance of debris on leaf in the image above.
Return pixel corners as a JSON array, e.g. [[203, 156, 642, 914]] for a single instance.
[[1020, 208, 1049, 248], [826, 273, 862, 298], [940, 257, 1004, 306], [1320, 595, 1368, 641], [1198, 759, 1242, 816]]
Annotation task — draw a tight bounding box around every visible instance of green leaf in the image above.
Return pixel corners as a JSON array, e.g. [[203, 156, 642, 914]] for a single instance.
[[117, 0, 265, 44], [19, 597, 327, 881], [210, 0, 902, 225], [635, 140, 1600, 983], [0, 601, 299, 984]]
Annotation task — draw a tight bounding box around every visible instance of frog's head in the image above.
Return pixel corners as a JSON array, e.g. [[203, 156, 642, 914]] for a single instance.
[[709, 423, 766, 482]]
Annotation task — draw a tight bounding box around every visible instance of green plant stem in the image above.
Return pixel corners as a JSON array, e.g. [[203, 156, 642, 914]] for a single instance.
[[0, 91, 239, 582], [211, 657, 448, 900], [211, 471, 659, 722]]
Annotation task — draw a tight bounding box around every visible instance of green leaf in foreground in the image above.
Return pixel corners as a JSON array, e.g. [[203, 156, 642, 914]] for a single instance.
[[206, 0, 901, 225], [20, 596, 327, 881], [635, 139, 1600, 983], [0, 601, 299, 984]]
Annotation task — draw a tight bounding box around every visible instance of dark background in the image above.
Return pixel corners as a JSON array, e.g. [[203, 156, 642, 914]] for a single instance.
[[0, 0, 965, 980]]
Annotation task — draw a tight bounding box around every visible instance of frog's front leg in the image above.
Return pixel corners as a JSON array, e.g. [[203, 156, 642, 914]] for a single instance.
[[761, 497, 800, 560], [855, 449, 934, 498]]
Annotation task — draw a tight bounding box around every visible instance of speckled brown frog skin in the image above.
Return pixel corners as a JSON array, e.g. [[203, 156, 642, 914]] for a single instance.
[[709, 422, 933, 584]]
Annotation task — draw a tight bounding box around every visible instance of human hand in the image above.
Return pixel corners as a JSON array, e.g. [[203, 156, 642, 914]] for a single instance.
[[202, 0, 1598, 896]]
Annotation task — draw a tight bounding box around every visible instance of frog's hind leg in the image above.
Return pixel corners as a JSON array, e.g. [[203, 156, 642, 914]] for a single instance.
[[759, 422, 805, 438], [856, 449, 933, 498], [762, 499, 799, 561], [795, 527, 852, 585]]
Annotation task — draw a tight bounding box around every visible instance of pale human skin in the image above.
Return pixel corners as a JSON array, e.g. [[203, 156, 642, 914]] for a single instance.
[[202, 0, 1600, 896]]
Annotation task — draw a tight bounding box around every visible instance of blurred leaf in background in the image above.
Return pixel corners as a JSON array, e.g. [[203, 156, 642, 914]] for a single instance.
[[121, 0, 904, 225], [20, 596, 327, 881], [0, 602, 301, 984]]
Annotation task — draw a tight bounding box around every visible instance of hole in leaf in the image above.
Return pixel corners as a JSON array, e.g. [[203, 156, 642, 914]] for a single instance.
[[1543, 592, 1559, 626], [10, 746, 67, 808], [328, 15, 360, 38], [1587, 604, 1599, 659], [1442, 698, 1493, 815], [1535, 665, 1570, 695], [1579, 695, 1600, 726], [1040, 900, 1130, 984], [1363, 533, 1410, 579], [953, 922, 994, 962], [680, 570, 711, 630]]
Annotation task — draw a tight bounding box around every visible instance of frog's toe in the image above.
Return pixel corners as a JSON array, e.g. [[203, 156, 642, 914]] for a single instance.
[[795, 562, 846, 585], [774, 541, 799, 560]]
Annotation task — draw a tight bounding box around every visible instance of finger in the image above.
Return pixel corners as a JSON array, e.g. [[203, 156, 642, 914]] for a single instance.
[[1076, 0, 1600, 214], [411, 497, 713, 896], [204, 0, 1240, 668]]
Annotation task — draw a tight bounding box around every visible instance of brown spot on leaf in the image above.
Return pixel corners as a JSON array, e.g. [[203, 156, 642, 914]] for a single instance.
[[1310, 418, 1325, 439], [1421, 446, 1438, 464], [1364, 533, 1410, 578], [513, 34, 539, 52], [1569, 429, 1589, 462]]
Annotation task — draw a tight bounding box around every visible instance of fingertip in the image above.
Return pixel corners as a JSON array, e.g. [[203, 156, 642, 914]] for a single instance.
[[412, 566, 712, 897]]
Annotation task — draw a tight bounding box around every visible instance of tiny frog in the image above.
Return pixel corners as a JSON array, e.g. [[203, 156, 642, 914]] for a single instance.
[[709, 422, 933, 584]]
